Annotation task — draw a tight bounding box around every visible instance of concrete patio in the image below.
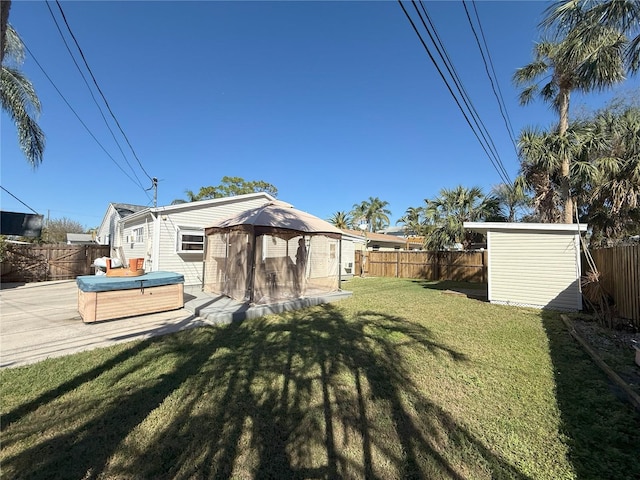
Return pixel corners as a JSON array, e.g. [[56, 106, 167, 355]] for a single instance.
[[0, 279, 351, 369]]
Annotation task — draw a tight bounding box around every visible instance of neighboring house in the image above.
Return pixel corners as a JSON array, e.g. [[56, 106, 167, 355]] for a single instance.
[[464, 222, 588, 311], [104, 193, 276, 286], [342, 229, 423, 252], [66, 233, 96, 245], [96, 203, 147, 246]]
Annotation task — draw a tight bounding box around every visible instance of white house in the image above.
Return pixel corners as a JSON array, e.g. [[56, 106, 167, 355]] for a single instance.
[[464, 222, 588, 311], [96, 203, 147, 246], [99, 193, 276, 286]]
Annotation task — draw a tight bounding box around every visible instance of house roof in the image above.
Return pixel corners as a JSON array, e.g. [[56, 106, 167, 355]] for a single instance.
[[464, 222, 588, 234], [112, 203, 147, 218], [341, 229, 414, 246], [120, 192, 276, 223], [66, 233, 95, 243]]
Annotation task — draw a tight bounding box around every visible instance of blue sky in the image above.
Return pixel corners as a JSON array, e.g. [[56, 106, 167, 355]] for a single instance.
[[2, 1, 638, 229]]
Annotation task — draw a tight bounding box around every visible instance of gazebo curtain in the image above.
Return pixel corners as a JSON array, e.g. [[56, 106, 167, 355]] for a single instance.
[[204, 229, 340, 304]]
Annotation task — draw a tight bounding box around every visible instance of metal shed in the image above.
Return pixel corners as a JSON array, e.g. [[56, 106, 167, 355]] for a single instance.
[[464, 222, 588, 311]]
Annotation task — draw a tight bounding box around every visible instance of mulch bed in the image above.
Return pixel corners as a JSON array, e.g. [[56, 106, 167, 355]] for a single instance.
[[570, 315, 640, 399]]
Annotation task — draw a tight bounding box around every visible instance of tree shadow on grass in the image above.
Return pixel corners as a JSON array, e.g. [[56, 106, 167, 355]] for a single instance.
[[541, 311, 640, 480], [412, 280, 488, 301], [3, 304, 532, 479]]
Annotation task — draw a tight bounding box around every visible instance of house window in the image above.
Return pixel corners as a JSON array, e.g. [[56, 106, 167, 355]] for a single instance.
[[133, 227, 144, 243], [177, 229, 204, 253]]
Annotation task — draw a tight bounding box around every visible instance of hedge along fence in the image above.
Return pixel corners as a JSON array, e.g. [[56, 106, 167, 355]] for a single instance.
[[355, 250, 487, 283], [0, 243, 110, 283], [587, 245, 640, 327]]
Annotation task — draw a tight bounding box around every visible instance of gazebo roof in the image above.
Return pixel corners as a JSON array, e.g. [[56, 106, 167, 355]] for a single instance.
[[205, 201, 342, 239]]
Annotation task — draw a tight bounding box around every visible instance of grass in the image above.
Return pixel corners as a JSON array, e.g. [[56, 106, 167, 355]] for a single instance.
[[1, 277, 639, 479]]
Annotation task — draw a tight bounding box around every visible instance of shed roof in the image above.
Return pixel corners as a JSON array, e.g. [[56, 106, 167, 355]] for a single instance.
[[464, 222, 588, 234]]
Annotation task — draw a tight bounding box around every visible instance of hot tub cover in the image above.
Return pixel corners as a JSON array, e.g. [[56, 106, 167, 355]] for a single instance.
[[76, 271, 184, 292]]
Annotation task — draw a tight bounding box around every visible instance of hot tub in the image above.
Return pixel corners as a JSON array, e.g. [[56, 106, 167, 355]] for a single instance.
[[76, 271, 184, 323]]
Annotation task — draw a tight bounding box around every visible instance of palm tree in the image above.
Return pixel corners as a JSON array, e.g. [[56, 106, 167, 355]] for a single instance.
[[490, 182, 531, 222], [543, 0, 640, 73], [423, 186, 497, 250], [1, 0, 11, 65], [514, 21, 627, 223], [575, 106, 640, 244], [516, 125, 584, 222], [1, 23, 45, 167], [328, 211, 351, 230], [351, 197, 391, 232], [396, 206, 424, 236]]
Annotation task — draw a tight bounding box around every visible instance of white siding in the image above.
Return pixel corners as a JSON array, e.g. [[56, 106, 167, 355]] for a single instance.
[[340, 239, 355, 278], [156, 198, 271, 285], [119, 216, 155, 269], [96, 205, 118, 246], [489, 230, 581, 311]]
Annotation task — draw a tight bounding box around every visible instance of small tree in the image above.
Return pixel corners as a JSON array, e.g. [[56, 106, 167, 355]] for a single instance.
[[42, 217, 85, 244]]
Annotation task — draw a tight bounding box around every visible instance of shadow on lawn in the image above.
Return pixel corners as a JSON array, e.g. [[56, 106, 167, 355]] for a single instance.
[[541, 311, 640, 479], [3, 305, 531, 479], [413, 280, 488, 301]]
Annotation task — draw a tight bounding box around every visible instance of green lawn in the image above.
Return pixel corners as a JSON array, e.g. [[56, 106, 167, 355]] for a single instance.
[[1, 277, 639, 479]]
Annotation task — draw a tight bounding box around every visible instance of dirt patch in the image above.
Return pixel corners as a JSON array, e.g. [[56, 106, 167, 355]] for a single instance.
[[570, 315, 640, 397]]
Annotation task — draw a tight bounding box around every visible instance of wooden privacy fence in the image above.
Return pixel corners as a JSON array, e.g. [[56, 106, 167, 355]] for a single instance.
[[587, 245, 640, 326], [0, 244, 110, 283], [355, 250, 487, 283]]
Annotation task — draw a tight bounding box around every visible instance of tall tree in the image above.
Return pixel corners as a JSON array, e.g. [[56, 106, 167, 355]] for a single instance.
[[1, 23, 45, 167], [543, 0, 640, 73], [351, 197, 391, 232], [574, 106, 640, 244], [516, 125, 585, 222], [514, 17, 627, 222]]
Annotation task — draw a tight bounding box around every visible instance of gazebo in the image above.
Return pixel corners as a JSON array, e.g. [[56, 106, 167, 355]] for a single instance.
[[203, 201, 343, 304]]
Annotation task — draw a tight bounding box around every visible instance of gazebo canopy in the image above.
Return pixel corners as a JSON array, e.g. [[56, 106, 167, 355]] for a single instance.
[[204, 201, 342, 239]]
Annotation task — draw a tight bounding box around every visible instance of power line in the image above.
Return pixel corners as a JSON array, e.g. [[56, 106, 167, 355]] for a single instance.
[[22, 41, 153, 196], [463, 0, 518, 156], [397, 0, 512, 186], [416, 0, 511, 185], [53, 0, 154, 182], [415, 0, 511, 185], [45, 1, 147, 191], [1, 186, 40, 214]]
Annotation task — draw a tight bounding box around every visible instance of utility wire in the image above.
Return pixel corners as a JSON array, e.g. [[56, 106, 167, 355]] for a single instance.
[[23, 41, 153, 195], [398, 0, 511, 186], [415, 1, 511, 185], [464, 0, 518, 156], [1, 186, 40, 214], [53, 0, 154, 183], [45, 1, 146, 191]]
